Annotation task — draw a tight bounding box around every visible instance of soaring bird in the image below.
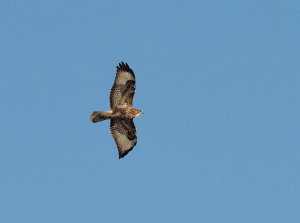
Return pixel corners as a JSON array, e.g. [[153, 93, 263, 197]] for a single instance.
[[90, 62, 143, 158]]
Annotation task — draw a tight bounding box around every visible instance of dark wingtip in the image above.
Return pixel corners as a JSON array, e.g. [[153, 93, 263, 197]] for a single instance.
[[118, 143, 136, 159], [118, 151, 127, 159], [117, 61, 128, 69], [119, 153, 126, 159], [116, 61, 134, 76], [120, 61, 127, 67]]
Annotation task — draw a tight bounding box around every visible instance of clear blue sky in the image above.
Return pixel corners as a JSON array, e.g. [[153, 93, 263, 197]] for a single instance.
[[1, 1, 299, 222]]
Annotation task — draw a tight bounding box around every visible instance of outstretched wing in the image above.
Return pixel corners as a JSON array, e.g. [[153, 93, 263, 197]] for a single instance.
[[110, 119, 137, 158], [109, 62, 136, 109]]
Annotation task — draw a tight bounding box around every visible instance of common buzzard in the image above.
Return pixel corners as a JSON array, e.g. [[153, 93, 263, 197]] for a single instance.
[[90, 62, 143, 158]]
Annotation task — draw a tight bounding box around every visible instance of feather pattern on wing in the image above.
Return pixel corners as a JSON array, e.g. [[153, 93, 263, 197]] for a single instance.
[[110, 62, 136, 109], [110, 119, 137, 158]]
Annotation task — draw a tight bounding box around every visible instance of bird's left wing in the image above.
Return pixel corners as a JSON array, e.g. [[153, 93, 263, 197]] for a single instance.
[[110, 119, 137, 158]]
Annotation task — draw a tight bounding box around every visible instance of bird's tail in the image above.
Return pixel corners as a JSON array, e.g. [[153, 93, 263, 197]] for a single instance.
[[90, 111, 113, 123]]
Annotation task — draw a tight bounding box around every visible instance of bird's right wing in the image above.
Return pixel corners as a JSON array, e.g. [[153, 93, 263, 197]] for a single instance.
[[109, 62, 136, 109]]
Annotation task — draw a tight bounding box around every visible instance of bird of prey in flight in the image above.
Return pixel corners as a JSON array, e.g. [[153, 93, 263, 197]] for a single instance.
[[90, 62, 143, 158]]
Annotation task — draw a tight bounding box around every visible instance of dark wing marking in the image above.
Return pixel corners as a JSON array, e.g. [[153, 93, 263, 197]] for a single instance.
[[110, 119, 137, 158], [109, 62, 136, 109]]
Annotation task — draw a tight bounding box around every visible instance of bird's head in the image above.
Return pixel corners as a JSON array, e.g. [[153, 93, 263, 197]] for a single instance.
[[134, 109, 144, 117]]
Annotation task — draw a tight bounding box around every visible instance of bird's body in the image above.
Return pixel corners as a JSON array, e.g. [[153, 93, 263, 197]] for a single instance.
[[90, 62, 143, 158], [90, 105, 142, 122]]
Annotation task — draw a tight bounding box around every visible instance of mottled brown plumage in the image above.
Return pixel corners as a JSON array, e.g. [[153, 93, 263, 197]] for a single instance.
[[90, 62, 143, 158]]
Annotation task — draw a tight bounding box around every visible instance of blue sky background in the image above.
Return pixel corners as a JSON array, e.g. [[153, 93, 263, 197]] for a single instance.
[[1, 0, 299, 222]]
